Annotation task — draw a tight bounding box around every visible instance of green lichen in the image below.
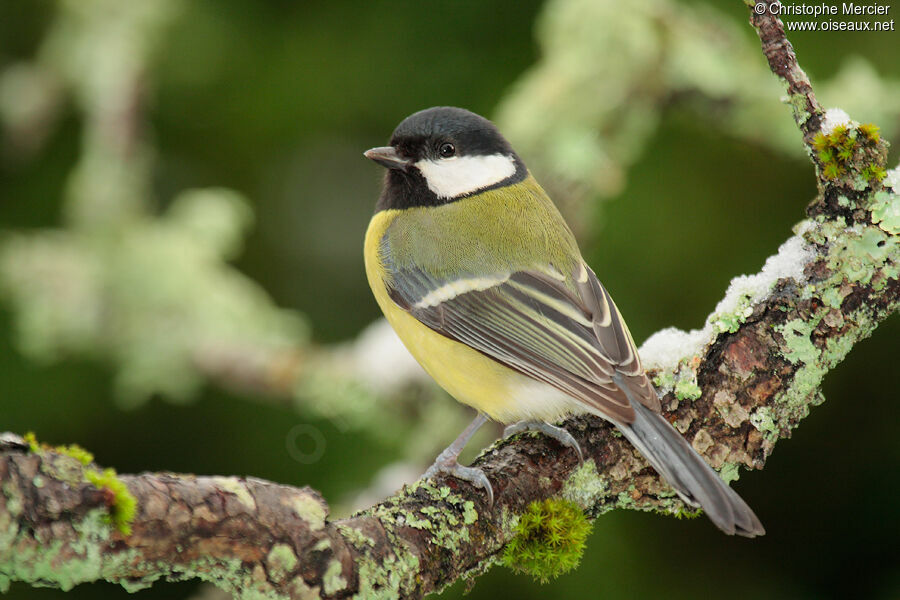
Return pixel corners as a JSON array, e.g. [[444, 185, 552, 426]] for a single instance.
[[462, 500, 478, 525], [2, 482, 24, 517], [712, 309, 745, 334], [561, 460, 609, 509], [357, 478, 480, 578], [0, 508, 142, 593], [718, 461, 741, 485], [312, 538, 332, 552], [266, 544, 298, 583], [322, 559, 347, 595], [870, 190, 900, 235], [779, 318, 819, 366], [652, 362, 702, 403], [652, 368, 676, 393], [353, 551, 421, 600], [210, 477, 256, 512], [673, 365, 702, 401], [289, 492, 327, 530], [502, 498, 592, 584], [336, 524, 375, 549], [787, 92, 810, 126], [84, 468, 137, 536], [614, 486, 640, 511], [748, 212, 900, 444], [750, 406, 780, 442]]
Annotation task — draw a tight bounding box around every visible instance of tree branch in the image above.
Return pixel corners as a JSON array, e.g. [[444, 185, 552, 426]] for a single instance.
[[2, 3, 899, 599], [749, 0, 823, 144]]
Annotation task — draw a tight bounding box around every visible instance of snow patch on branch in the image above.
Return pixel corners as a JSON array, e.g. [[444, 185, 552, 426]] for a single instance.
[[640, 229, 815, 373], [820, 108, 852, 135], [885, 163, 900, 192]]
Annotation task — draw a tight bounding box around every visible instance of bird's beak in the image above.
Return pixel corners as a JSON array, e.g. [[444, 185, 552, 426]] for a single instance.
[[364, 146, 411, 171]]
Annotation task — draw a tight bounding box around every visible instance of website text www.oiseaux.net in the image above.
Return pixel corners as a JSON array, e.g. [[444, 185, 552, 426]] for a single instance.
[[754, 2, 895, 32]]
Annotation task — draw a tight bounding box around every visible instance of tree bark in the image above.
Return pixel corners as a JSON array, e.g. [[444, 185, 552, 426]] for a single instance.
[[1, 3, 898, 599]]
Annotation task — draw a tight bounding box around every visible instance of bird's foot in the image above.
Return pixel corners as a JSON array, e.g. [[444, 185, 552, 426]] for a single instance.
[[424, 451, 494, 507], [503, 420, 584, 462]]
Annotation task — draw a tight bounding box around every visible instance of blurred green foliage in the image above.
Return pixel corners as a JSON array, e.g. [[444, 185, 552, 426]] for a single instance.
[[1, 1, 898, 599]]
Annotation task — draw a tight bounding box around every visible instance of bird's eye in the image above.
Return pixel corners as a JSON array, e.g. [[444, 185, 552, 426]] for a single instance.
[[438, 142, 456, 158]]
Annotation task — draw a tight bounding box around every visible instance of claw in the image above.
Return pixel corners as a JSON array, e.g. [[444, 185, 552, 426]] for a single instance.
[[425, 458, 494, 507], [503, 420, 584, 463], [422, 412, 494, 506]]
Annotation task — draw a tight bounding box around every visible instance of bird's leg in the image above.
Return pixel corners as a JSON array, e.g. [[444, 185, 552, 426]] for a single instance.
[[424, 412, 494, 506], [503, 420, 584, 462]]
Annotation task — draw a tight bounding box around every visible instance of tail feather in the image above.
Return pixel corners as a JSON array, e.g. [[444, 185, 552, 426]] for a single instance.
[[615, 398, 765, 537]]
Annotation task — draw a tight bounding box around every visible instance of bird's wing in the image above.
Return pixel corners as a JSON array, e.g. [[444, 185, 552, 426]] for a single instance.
[[384, 260, 659, 423]]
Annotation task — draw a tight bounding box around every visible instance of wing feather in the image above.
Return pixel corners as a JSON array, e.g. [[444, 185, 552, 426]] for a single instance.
[[385, 260, 659, 422]]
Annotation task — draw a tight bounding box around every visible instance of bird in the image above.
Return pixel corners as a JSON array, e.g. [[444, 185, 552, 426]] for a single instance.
[[362, 106, 764, 537]]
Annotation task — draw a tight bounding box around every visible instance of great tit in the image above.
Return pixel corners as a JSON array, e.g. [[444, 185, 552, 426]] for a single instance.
[[363, 106, 764, 537]]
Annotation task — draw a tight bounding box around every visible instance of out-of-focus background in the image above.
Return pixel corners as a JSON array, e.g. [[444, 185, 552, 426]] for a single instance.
[[1, 1, 898, 599]]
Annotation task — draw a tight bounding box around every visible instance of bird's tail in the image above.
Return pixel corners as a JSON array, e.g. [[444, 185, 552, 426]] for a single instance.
[[615, 398, 765, 537]]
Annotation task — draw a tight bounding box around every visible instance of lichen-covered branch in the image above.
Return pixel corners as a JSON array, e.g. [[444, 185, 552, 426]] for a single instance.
[[2, 151, 898, 599], [2, 3, 899, 600], [748, 0, 823, 145], [495, 0, 900, 228]]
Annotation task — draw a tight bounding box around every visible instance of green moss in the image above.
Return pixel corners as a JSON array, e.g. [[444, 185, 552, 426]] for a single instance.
[[502, 498, 592, 584], [23, 431, 40, 452], [22, 432, 94, 467], [84, 468, 137, 536], [673, 505, 702, 520], [56, 444, 95, 466], [823, 162, 844, 180], [813, 122, 886, 186], [858, 123, 881, 143], [861, 164, 887, 182], [812, 132, 829, 151]]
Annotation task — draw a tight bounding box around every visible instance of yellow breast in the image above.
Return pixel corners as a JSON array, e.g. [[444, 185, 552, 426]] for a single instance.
[[364, 209, 577, 424]]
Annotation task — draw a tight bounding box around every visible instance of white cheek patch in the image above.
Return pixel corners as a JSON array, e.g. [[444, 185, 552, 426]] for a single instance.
[[415, 154, 517, 199]]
